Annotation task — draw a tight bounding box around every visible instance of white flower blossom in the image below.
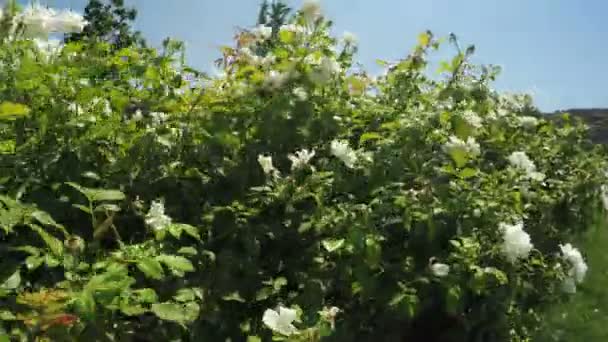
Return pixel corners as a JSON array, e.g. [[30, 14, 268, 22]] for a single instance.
[[342, 31, 358, 45], [150, 111, 168, 125], [92, 97, 112, 116], [500, 221, 533, 263], [292, 87, 308, 101], [288, 148, 315, 170], [17, 5, 86, 37], [430, 262, 450, 277], [519, 116, 539, 129], [507, 151, 545, 181], [262, 306, 298, 336], [560, 243, 588, 284], [301, 0, 322, 23], [145, 200, 172, 231], [319, 306, 340, 330], [53, 9, 87, 33], [258, 154, 279, 176], [132, 109, 144, 122], [443, 136, 481, 157], [310, 57, 341, 85], [265, 70, 288, 89], [330, 140, 358, 169], [252, 25, 272, 40], [280, 24, 307, 35], [32, 38, 63, 56], [462, 110, 483, 128]]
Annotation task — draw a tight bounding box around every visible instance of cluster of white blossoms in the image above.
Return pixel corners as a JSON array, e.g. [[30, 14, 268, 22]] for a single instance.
[[430, 260, 450, 278], [262, 306, 298, 336], [264, 70, 290, 89], [507, 151, 545, 181], [145, 200, 172, 231], [518, 116, 539, 129], [500, 221, 533, 263], [309, 56, 342, 85], [443, 136, 481, 157], [341, 31, 358, 45], [251, 24, 272, 40], [292, 87, 308, 101], [238, 47, 275, 67], [14, 4, 87, 38], [288, 148, 315, 170], [330, 140, 358, 169], [559, 243, 588, 294], [301, 0, 322, 23], [461, 110, 483, 129]]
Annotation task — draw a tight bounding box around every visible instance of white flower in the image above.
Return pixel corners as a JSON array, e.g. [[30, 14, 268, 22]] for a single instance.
[[53, 9, 87, 33], [443, 136, 480, 157], [258, 154, 279, 176], [301, 0, 322, 23], [462, 110, 483, 129], [500, 221, 533, 263], [262, 306, 298, 336], [601, 185, 608, 211], [560, 243, 588, 284], [310, 57, 341, 85], [145, 200, 172, 231], [507, 151, 545, 181], [150, 111, 168, 125], [132, 109, 144, 122], [319, 306, 340, 330], [330, 140, 358, 168], [288, 148, 315, 170], [265, 70, 288, 89], [292, 87, 308, 101], [280, 24, 307, 35], [32, 38, 63, 56], [430, 262, 450, 277], [253, 25, 272, 40], [92, 98, 112, 116], [342, 31, 358, 45], [68, 102, 83, 115], [519, 116, 539, 129]]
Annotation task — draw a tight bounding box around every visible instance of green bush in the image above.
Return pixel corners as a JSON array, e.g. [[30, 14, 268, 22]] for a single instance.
[[1, 1, 607, 341]]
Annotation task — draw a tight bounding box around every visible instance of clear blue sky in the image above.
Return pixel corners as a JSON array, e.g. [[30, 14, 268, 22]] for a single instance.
[[46, 0, 608, 112]]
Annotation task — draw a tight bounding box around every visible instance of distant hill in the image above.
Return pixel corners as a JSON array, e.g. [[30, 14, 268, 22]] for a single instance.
[[543, 108, 608, 144]]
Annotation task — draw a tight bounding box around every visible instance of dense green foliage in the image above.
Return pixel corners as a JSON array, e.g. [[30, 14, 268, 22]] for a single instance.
[[1, 1, 607, 341]]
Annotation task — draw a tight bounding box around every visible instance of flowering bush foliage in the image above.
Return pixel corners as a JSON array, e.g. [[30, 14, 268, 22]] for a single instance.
[[0, 1, 607, 341]]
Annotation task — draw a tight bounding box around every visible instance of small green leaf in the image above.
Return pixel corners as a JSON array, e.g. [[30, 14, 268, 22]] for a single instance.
[[459, 168, 478, 179], [137, 258, 165, 280], [359, 132, 382, 144], [151, 302, 200, 324], [322, 238, 345, 253], [0, 270, 20, 290], [30, 225, 63, 256], [174, 288, 196, 302], [177, 247, 198, 256], [156, 255, 195, 274]]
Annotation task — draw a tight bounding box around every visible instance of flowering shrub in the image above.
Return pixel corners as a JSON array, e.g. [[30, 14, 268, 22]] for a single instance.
[[0, 1, 607, 341]]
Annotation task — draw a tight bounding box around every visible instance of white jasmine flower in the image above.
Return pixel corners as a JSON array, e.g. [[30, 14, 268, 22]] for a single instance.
[[319, 306, 340, 330], [560, 243, 588, 284], [507, 151, 545, 181], [261, 55, 276, 66], [145, 200, 172, 231], [288, 148, 315, 170], [253, 25, 272, 40], [262, 306, 298, 336], [150, 111, 168, 125], [53, 9, 87, 33], [280, 24, 307, 35], [258, 154, 279, 176], [265, 70, 288, 89], [132, 109, 143, 122], [330, 140, 358, 168], [342, 31, 358, 45], [519, 116, 539, 129], [430, 262, 450, 277], [303, 54, 320, 66], [68, 102, 83, 115], [292, 87, 308, 101], [443, 136, 481, 157], [462, 110, 483, 128], [301, 0, 322, 23], [500, 221, 533, 263], [92, 98, 112, 116]]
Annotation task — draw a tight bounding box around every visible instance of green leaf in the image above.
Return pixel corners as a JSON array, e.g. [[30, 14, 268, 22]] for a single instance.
[[133, 288, 158, 303], [417, 31, 431, 47], [74, 290, 96, 321], [156, 255, 195, 274], [30, 225, 63, 256], [0, 102, 30, 121], [448, 148, 468, 168], [72, 204, 92, 214], [322, 238, 345, 253], [359, 132, 382, 144], [459, 168, 478, 179], [177, 247, 198, 256], [66, 182, 125, 202], [137, 258, 165, 280], [0, 270, 20, 290], [151, 302, 200, 324], [174, 288, 196, 302]]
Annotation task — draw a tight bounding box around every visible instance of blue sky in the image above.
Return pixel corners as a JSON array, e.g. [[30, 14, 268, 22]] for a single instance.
[[45, 1, 608, 111]]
